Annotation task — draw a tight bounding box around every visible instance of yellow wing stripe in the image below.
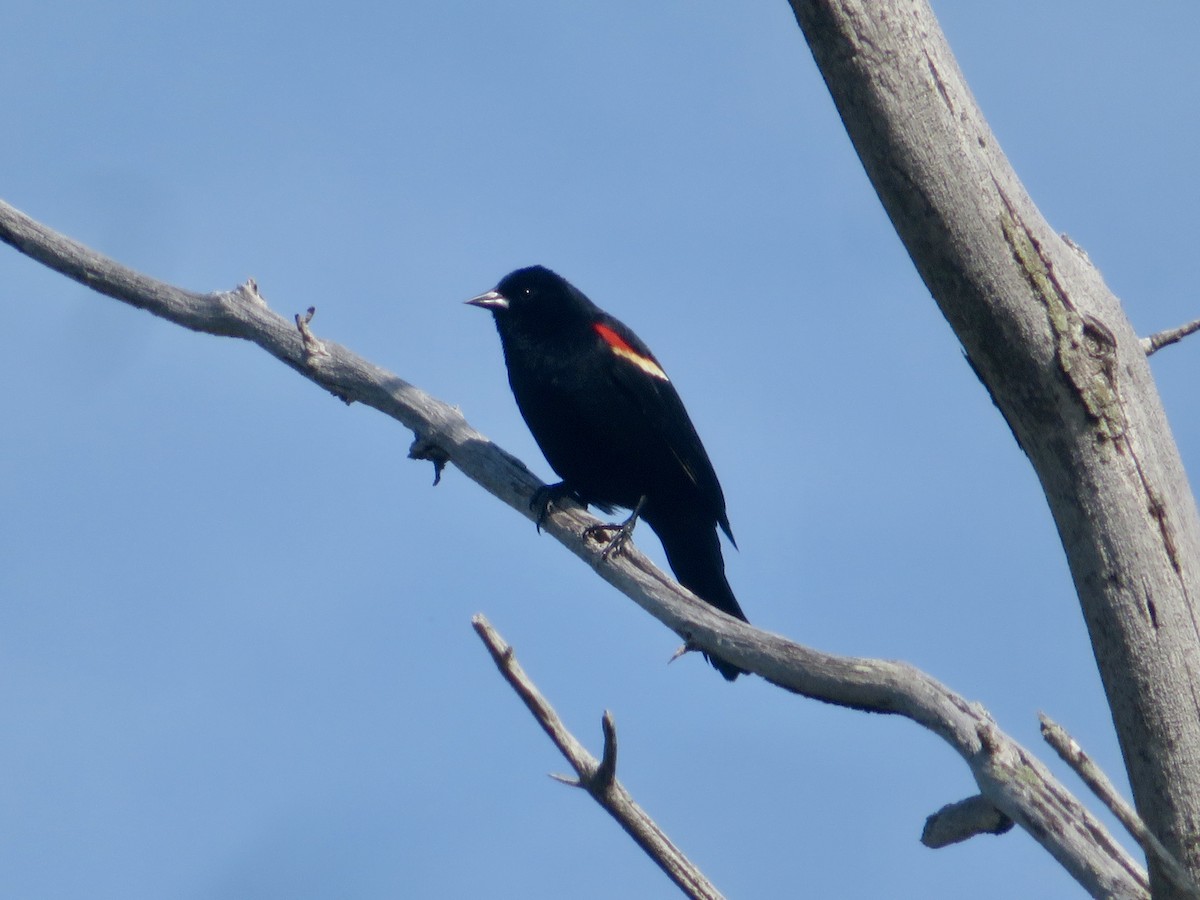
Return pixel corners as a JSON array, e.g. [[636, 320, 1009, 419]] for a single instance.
[[593, 323, 669, 382]]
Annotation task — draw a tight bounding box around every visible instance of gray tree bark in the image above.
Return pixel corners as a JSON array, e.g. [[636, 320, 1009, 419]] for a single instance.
[[787, 2, 1200, 895]]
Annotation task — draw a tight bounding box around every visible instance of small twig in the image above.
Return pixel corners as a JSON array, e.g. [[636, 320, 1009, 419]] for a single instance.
[[922, 794, 1013, 848], [1141, 317, 1200, 355], [667, 643, 694, 666], [472, 614, 725, 900], [294, 306, 329, 361], [291, 305, 355, 403], [594, 711, 619, 789], [1040, 714, 1200, 898]]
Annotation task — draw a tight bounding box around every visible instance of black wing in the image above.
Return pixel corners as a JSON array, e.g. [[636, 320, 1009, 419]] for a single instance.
[[594, 312, 735, 544]]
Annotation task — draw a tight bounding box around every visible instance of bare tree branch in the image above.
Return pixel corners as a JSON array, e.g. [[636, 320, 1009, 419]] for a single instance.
[[1041, 714, 1200, 899], [0, 198, 1149, 898], [1142, 318, 1200, 356], [788, 3, 1200, 895], [472, 614, 724, 900]]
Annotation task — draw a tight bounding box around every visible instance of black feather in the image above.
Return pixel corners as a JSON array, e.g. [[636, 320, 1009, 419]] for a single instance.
[[468, 265, 747, 680]]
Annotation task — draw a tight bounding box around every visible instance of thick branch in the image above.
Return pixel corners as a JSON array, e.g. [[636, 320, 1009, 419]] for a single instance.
[[0, 198, 1148, 898], [472, 615, 724, 900], [788, 3, 1200, 896]]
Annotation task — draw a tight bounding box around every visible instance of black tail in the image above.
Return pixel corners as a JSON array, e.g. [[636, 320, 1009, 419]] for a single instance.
[[645, 510, 747, 681]]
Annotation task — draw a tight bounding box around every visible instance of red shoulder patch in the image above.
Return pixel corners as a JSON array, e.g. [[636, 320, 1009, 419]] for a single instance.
[[593, 323, 669, 381]]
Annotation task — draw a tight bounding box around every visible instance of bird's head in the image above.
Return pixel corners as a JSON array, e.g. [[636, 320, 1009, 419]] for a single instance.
[[466, 266, 598, 338]]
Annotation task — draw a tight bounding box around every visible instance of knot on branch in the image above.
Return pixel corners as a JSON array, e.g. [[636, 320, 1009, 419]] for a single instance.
[[922, 795, 1014, 848], [998, 199, 1126, 440], [409, 435, 450, 485], [231, 277, 269, 310]]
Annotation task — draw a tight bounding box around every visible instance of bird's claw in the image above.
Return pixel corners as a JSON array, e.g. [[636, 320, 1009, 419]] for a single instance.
[[584, 495, 647, 562], [583, 521, 634, 561], [531, 482, 577, 533]]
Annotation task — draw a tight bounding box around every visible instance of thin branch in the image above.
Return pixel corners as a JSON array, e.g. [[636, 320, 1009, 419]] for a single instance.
[[0, 198, 1149, 899], [1041, 714, 1200, 899], [1141, 318, 1200, 356], [471, 614, 725, 900]]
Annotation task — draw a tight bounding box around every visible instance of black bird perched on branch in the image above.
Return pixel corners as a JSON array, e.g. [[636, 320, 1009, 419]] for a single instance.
[[467, 265, 747, 680]]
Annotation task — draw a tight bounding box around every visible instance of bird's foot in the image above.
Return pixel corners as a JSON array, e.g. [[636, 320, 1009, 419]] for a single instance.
[[531, 482, 581, 533], [584, 496, 647, 562], [668, 640, 744, 681]]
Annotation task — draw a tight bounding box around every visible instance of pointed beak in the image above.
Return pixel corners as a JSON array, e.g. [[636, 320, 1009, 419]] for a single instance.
[[465, 289, 509, 311]]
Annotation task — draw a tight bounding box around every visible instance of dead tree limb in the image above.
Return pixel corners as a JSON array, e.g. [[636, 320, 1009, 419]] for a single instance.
[[1042, 715, 1200, 900], [0, 198, 1149, 897], [788, 3, 1200, 895], [472, 614, 725, 900], [1143, 318, 1200, 356]]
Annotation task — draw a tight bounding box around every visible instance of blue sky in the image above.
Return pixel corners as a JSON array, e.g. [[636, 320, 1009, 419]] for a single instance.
[[3, 3, 1198, 898]]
